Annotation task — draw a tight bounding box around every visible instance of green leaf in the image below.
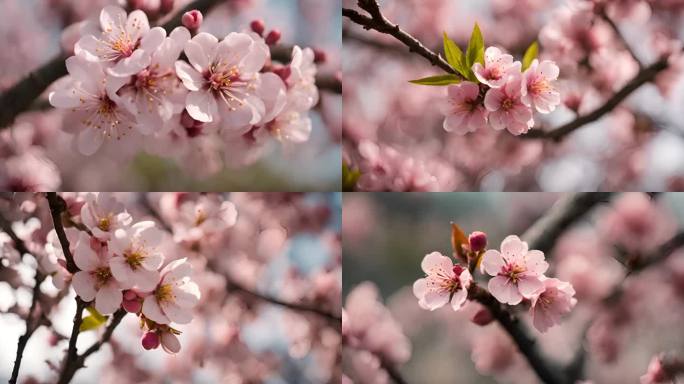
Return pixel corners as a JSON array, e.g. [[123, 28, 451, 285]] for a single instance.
[[79, 306, 107, 332], [342, 162, 360, 192], [443, 32, 467, 77], [408, 74, 461, 86], [522, 41, 539, 71], [80, 315, 106, 332], [465, 23, 485, 81], [86, 306, 106, 322]]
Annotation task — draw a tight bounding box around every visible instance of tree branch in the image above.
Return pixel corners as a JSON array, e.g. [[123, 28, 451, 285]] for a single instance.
[[522, 192, 613, 256], [226, 279, 341, 324], [2, 211, 47, 384], [0, 0, 226, 130], [342, 2, 459, 76], [8, 270, 45, 384], [57, 309, 127, 384], [523, 57, 670, 141], [598, 9, 643, 69], [469, 284, 566, 384], [46, 192, 79, 274]]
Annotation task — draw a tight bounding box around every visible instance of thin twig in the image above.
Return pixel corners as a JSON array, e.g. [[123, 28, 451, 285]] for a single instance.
[[523, 57, 670, 141], [342, 2, 458, 76], [598, 9, 643, 69], [8, 271, 46, 384], [469, 284, 566, 384], [2, 210, 47, 384], [522, 193, 613, 256], [226, 279, 341, 324], [46, 192, 79, 274], [56, 297, 87, 384]]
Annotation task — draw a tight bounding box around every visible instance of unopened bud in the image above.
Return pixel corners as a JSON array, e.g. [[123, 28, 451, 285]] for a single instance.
[[122, 298, 142, 313], [250, 19, 265, 36], [160, 0, 174, 14], [272, 65, 291, 81], [452, 264, 465, 277], [313, 48, 327, 64], [468, 231, 487, 253], [471, 308, 494, 326], [181, 10, 203, 32], [265, 29, 281, 45], [141, 332, 160, 350]]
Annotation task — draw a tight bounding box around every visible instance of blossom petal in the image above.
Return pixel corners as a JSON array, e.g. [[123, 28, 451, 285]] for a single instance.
[[142, 295, 169, 324], [422, 290, 450, 310], [109, 256, 133, 287], [161, 302, 193, 324], [95, 283, 122, 314], [450, 288, 468, 311], [161, 332, 181, 353], [186, 91, 217, 123], [142, 252, 164, 271], [484, 88, 504, 111], [185, 33, 218, 71], [100, 6, 127, 33], [173, 283, 200, 308], [72, 271, 97, 301], [139, 27, 166, 53], [518, 275, 544, 298], [525, 250, 549, 275], [420, 252, 452, 275], [488, 275, 522, 305], [175, 61, 204, 91], [74, 240, 99, 271], [108, 49, 150, 77], [481, 250, 504, 276], [500, 235, 525, 261], [126, 10, 150, 42]]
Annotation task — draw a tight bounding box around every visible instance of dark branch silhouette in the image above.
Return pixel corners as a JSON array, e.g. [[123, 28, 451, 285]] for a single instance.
[[522, 193, 613, 256]]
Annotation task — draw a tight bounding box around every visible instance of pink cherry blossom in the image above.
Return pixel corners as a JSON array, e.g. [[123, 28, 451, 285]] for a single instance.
[[116, 27, 191, 134], [71, 233, 123, 314], [175, 32, 269, 127], [80, 192, 132, 241], [483, 73, 534, 136], [522, 59, 561, 113], [109, 221, 164, 292], [48, 56, 138, 155], [287, 46, 319, 111], [440, 81, 488, 135], [142, 258, 200, 324], [413, 251, 472, 311], [482, 235, 548, 305], [472, 46, 521, 88], [529, 277, 577, 333], [75, 5, 166, 77]]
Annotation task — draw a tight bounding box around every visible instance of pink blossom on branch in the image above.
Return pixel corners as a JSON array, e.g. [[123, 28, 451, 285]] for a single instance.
[[529, 277, 577, 333], [440, 82, 488, 135], [473, 46, 521, 88], [481, 235, 548, 305], [413, 251, 473, 311], [484, 73, 535, 136]]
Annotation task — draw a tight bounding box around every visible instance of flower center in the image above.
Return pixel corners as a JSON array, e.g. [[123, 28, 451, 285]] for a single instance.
[[501, 263, 525, 283], [501, 98, 514, 111], [194, 209, 207, 226], [156, 283, 174, 304], [204, 62, 251, 110], [124, 249, 145, 269], [98, 216, 111, 232], [487, 67, 502, 81], [530, 79, 550, 95], [93, 266, 113, 286]]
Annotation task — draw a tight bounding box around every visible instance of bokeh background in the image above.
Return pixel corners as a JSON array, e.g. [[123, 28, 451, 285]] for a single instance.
[[0, 0, 341, 191], [343, 192, 684, 383]]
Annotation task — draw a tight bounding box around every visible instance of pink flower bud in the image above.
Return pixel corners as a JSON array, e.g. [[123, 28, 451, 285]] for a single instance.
[[468, 231, 487, 252], [122, 298, 142, 313], [272, 65, 291, 81], [182, 10, 203, 32], [141, 332, 160, 350], [313, 48, 327, 64], [160, 0, 174, 14], [471, 308, 494, 326], [452, 264, 464, 276], [123, 290, 138, 301], [265, 29, 281, 45], [250, 19, 265, 36]]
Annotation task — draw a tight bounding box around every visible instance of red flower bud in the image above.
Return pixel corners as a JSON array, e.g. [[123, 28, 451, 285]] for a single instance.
[[468, 231, 488, 253], [142, 332, 160, 350], [471, 308, 494, 326], [265, 29, 281, 45], [181, 10, 203, 32], [313, 48, 327, 64], [250, 19, 265, 36]]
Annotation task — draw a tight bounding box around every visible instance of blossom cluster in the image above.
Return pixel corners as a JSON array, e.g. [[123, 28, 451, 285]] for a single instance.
[[442, 48, 560, 136], [49, 5, 320, 171], [413, 230, 576, 333], [45, 192, 204, 353]]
